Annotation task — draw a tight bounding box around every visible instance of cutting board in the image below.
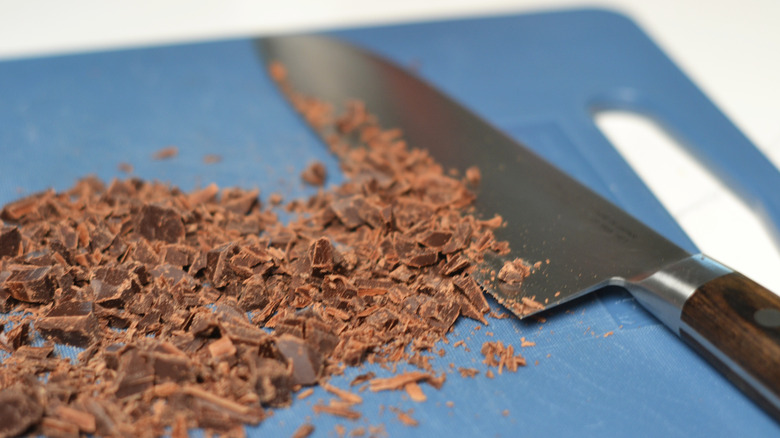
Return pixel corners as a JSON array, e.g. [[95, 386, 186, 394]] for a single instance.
[[1, 8, 778, 437]]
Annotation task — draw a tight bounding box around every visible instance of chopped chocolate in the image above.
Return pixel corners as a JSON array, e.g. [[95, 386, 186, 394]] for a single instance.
[[350, 372, 376, 387], [36, 301, 99, 348], [368, 371, 444, 392], [390, 407, 418, 427], [404, 381, 427, 402], [0, 226, 21, 258], [6, 321, 31, 350], [0, 65, 540, 436], [203, 154, 222, 164], [55, 405, 97, 434], [312, 402, 361, 421], [292, 423, 315, 438], [481, 341, 527, 374], [458, 367, 479, 378], [309, 237, 335, 272], [3, 266, 55, 303], [118, 162, 134, 173], [152, 145, 178, 160], [0, 382, 44, 438], [497, 258, 531, 285], [301, 161, 328, 187], [465, 166, 481, 186], [322, 381, 363, 405], [134, 205, 185, 243], [276, 334, 321, 386]]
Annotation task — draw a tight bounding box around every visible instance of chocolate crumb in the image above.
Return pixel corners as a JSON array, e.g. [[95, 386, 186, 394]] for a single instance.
[[301, 161, 327, 187], [465, 166, 481, 186], [152, 146, 178, 160], [292, 423, 315, 438], [312, 402, 361, 421], [203, 154, 222, 164], [297, 388, 315, 400], [350, 372, 376, 387], [389, 407, 418, 427], [458, 367, 479, 378], [497, 258, 531, 285], [118, 162, 134, 173]]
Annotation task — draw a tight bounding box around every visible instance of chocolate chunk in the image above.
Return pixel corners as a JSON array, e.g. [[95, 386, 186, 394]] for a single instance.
[[453, 275, 490, 314], [36, 301, 99, 347], [401, 249, 438, 268], [301, 161, 327, 187], [14, 343, 54, 360], [417, 230, 452, 249], [0, 382, 44, 438], [161, 244, 196, 267], [152, 351, 194, 384], [441, 254, 470, 276], [103, 343, 127, 370], [0, 226, 21, 258], [441, 221, 472, 255], [115, 348, 155, 398], [91, 265, 140, 307], [222, 188, 260, 215], [276, 334, 321, 386], [206, 242, 239, 288], [134, 204, 185, 243], [4, 266, 56, 303], [7, 321, 31, 350], [127, 239, 160, 265], [254, 357, 293, 407], [309, 237, 334, 272], [330, 197, 364, 229]]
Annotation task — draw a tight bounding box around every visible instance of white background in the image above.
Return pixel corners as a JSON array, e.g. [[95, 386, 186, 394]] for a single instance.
[[1, 0, 778, 292]]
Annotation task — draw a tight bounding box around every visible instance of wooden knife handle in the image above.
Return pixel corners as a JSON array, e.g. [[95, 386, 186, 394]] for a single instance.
[[680, 273, 780, 420]]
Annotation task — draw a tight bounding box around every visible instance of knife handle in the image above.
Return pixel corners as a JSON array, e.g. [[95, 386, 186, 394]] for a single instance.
[[679, 272, 780, 421], [630, 254, 780, 421]]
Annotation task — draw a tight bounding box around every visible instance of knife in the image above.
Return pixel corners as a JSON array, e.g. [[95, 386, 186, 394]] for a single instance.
[[258, 35, 780, 420]]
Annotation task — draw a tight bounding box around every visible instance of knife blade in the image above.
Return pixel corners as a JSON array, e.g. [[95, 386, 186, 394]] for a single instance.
[[258, 34, 780, 420]]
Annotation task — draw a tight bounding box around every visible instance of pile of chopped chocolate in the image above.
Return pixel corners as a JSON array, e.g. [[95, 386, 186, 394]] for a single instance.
[[0, 64, 534, 437]]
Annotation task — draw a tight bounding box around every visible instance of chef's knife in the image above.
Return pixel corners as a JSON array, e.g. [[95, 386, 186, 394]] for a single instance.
[[258, 35, 780, 420]]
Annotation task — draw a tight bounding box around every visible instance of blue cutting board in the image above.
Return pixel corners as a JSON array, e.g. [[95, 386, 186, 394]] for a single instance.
[[1, 8, 778, 437]]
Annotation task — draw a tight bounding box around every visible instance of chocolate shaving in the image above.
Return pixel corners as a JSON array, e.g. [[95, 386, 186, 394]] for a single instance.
[[292, 423, 315, 438], [152, 146, 178, 160], [312, 402, 362, 421]]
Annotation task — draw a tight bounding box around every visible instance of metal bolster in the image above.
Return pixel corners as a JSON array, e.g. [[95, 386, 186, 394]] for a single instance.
[[625, 254, 732, 335]]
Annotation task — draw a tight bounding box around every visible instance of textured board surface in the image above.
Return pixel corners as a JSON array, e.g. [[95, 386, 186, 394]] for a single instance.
[[1, 9, 778, 437]]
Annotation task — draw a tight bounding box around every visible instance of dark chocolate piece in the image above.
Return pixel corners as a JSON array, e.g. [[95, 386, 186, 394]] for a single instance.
[[276, 334, 321, 386], [4, 266, 55, 303], [115, 348, 155, 398], [7, 321, 31, 350], [0, 226, 21, 258], [0, 383, 44, 438], [91, 265, 140, 307], [301, 161, 327, 187], [36, 301, 99, 347], [309, 237, 335, 272], [134, 204, 185, 243]]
